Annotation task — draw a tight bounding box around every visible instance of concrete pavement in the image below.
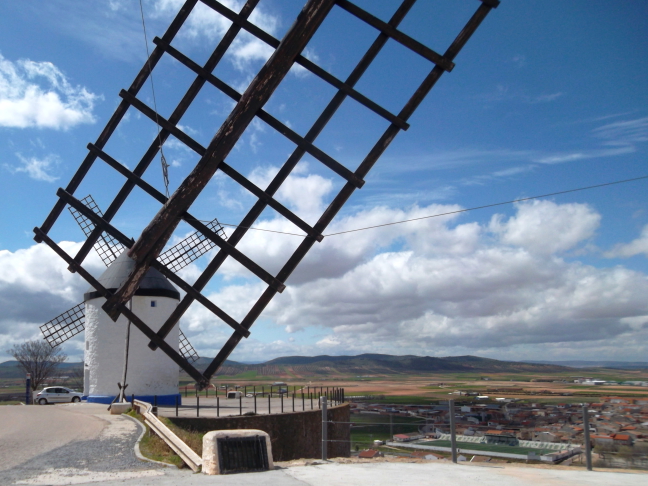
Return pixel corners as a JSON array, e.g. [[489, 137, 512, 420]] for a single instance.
[[50, 460, 648, 486], [0, 403, 164, 485], [1, 403, 646, 485], [0, 403, 105, 471]]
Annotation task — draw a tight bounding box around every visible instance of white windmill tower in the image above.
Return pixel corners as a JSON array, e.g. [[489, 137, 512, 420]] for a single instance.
[[83, 251, 181, 405]]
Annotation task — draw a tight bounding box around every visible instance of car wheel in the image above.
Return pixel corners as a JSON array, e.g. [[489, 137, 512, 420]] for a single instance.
[[38, 398, 48, 405], [72, 396, 81, 403]]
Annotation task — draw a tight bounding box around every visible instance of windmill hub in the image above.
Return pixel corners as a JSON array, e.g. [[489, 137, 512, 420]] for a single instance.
[[83, 252, 181, 405]]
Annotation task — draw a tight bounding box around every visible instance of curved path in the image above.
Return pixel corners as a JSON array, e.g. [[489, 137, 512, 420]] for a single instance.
[[0, 403, 164, 485]]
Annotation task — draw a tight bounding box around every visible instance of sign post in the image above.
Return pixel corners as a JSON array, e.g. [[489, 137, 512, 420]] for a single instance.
[[26, 373, 31, 405]]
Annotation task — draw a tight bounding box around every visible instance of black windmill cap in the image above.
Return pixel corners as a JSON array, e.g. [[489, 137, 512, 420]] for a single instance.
[[84, 251, 180, 301]]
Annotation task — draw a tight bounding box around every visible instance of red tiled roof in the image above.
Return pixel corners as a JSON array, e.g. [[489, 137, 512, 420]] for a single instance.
[[359, 450, 381, 458]]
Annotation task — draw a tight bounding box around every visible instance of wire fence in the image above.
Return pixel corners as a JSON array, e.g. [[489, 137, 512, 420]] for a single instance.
[[327, 399, 648, 470], [147, 386, 346, 419]]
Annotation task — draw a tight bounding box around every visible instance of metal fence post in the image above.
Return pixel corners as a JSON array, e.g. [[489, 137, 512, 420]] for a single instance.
[[240, 396, 242, 416], [268, 394, 271, 414], [197, 395, 200, 418], [217, 396, 220, 417], [321, 397, 328, 461], [175, 395, 179, 417], [281, 393, 284, 413], [583, 404, 593, 471], [293, 393, 295, 412], [26, 373, 31, 405], [449, 399, 457, 463]]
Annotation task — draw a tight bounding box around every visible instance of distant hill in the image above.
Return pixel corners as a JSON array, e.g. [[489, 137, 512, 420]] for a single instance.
[[6, 354, 644, 382], [523, 360, 648, 370], [191, 354, 574, 378]]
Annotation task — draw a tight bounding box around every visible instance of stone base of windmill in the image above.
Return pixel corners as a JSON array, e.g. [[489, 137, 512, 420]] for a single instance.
[[203, 430, 273, 475]]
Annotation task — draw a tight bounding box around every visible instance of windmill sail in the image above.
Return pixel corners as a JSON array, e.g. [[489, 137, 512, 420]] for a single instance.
[[69, 194, 227, 270], [40, 302, 198, 363], [178, 330, 200, 363], [68, 195, 123, 267], [40, 303, 85, 348], [41, 195, 215, 357], [33, 0, 500, 386]]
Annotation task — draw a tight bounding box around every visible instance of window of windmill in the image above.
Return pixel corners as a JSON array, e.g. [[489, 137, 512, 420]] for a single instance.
[[151, 300, 157, 308]]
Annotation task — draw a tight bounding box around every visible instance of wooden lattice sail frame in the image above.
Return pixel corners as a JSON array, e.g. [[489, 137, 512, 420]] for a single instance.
[[34, 0, 500, 388]]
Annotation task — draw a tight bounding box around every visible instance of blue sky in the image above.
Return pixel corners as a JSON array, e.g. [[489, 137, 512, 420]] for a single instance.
[[0, 0, 647, 364]]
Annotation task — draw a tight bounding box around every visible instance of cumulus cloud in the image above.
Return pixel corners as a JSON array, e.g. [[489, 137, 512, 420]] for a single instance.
[[605, 224, 648, 258], [181, 178, 648, 361], [489, 200, 600, 255], [3, 176, 648, 363], [0, 242, 105, 359], [0, 54, 99, 130], [154, 0, 278, 71]]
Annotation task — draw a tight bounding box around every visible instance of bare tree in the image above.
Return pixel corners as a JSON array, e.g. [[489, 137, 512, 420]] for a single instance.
[[7, 340, 67, 391]]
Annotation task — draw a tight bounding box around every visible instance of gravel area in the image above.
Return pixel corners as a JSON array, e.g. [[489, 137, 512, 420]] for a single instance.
[[0, 405, 165, 485]]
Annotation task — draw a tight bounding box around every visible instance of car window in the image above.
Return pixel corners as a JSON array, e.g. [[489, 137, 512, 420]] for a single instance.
[[61, 389, 69, 393], [44, 388, 54, 393]]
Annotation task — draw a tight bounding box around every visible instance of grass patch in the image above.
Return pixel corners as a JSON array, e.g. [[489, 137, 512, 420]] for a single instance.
[[354, 395, 435, 405], [127, 410, 204, 468], [0, 400, 22, 405], [351, 414, 424, 450]]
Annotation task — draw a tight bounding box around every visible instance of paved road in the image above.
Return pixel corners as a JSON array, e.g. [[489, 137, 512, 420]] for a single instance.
[[0, 403, 105, 472], [0, 403, 164, 485]]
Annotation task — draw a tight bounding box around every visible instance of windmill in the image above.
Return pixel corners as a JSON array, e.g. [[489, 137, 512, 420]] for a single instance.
[[39, 194, 224, 362], [38, 195, 226, 403], [32, 0, 500, 390]]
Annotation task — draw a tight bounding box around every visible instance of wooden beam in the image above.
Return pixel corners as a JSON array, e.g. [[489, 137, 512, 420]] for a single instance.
[[102, 0, 336, 321]]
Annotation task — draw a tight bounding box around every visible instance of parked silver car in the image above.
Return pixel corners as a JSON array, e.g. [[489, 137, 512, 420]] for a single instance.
[[35, 387, 83, 405]]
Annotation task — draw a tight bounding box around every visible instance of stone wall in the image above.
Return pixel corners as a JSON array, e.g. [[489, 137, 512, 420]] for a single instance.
[[168, 403, 350, 461]]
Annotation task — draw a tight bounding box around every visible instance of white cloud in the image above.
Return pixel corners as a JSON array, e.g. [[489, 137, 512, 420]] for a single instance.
[[605, 224, 648, 258], [180, 185, 648, 360], [8, 154, 60, 182], [153, 0, 278, 72], [535, 116, 648, 165], [0, 54, 99, 130], [0, 242, 105, 360], [3, 180, 648, 363], [477, 84, 563, 104], [489, 200, 600, 255]]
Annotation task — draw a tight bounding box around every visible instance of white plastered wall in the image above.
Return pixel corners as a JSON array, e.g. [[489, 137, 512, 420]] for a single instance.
[[84, 295, 179, 397]]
